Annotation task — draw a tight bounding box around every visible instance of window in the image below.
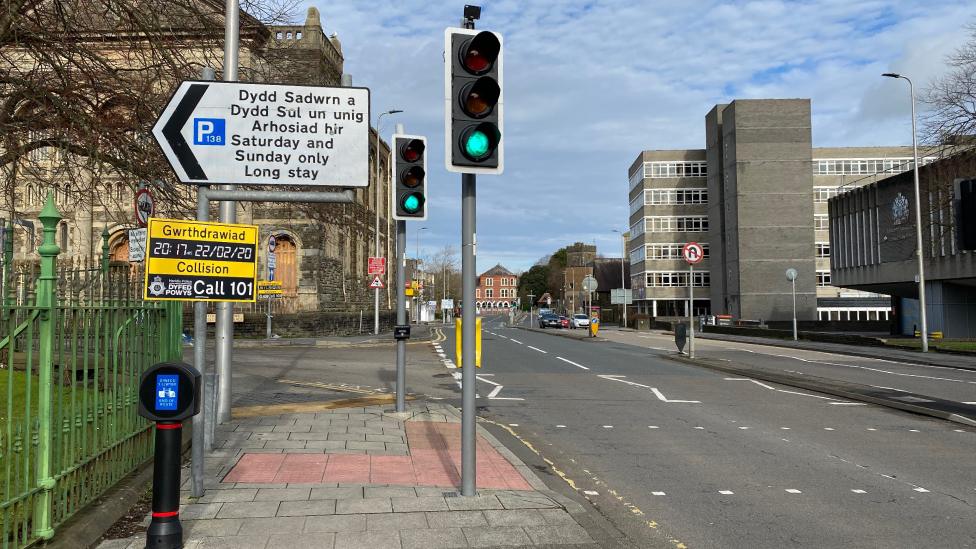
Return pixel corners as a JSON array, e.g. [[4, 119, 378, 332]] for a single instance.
[[485, 278, 492, 286], [817, 271, 831, 287], [647, 216, 708, 232], [630, 161, 708, 191], [648, 161, 707, 179], [647, 188, 708, 205], [476, 289, 481, 298], [647, 243, 710, 260], [816, 242, 830, 258], [812, 157, 936, 176], [630, 246, 646, 265], [631, 218, 645, 238], [630, 193, 644, 215], [646, 271, 710, 287], [486, 289, 493, 298], [814, 214, 829, 231], [813, 187, 842, 203]]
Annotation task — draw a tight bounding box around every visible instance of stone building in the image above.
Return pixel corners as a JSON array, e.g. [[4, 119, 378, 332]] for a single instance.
[[1, 4, 395, 314]]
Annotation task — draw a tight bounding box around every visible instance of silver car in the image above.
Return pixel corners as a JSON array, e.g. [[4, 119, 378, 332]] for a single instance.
[[571, 314, 590, 329]]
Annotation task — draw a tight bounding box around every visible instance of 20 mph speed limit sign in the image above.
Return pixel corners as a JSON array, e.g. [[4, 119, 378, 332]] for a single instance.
[[682, 242, 704, 265]]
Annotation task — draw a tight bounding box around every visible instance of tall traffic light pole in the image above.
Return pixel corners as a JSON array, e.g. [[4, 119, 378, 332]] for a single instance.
[[446, 6, 503, 497]]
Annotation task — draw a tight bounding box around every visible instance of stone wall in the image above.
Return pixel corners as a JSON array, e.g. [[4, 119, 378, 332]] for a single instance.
[[183, 310, 396, 338]]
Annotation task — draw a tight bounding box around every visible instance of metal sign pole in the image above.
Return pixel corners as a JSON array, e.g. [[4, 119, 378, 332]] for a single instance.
[[190, 67, 214, 498], [396, 220, 407, 412], [689, 264, 695, 359], [214, 0, 240, 426], [461, 173, 477, 496]]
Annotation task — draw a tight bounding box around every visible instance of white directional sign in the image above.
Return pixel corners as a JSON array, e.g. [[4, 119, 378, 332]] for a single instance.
[[152, 81, 370, 187]]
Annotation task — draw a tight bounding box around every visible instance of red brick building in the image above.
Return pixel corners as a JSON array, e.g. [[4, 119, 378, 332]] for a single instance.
[[475, 264, 519, 310]]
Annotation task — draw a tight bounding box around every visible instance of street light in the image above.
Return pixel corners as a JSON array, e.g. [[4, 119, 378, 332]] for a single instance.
[[415, 226, 428, 323], [612, 229, 627, 328], [882, 72, 929, 352], [374, 109, 402, 335], [786, 268, 798, 341]]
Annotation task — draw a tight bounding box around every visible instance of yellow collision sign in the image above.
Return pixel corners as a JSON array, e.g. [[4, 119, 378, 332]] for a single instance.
[[144, 218, 258, 302]]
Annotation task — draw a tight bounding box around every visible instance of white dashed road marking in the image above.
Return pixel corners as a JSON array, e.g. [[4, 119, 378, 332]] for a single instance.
[[527, 345, 548, 354], [584, 490, 599, 496], [851, 489, 867, 494], [556, 356, 590, 370], [652, 491, 666, 496], [785, 489, 802, 494], [510, 339, 523, 344], [914, 487, 930, 493], [725, 377, 841, 402], [597, 375, 701, 403], [719, 490, 734, 495]]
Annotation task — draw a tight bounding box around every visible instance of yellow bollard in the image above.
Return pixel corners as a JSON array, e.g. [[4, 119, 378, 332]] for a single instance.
[[455, 317, 482, 367], [589, 317, 600, 337]]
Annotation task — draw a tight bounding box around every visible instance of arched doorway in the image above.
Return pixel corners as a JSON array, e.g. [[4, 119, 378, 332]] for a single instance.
[[109, 232, 129, 262], [275, 235, 298, 297]]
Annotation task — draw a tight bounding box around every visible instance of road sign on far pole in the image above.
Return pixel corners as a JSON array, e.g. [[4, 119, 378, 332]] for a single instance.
[[682, 242, 704, 265], [369, 275, 385, 289], [152, 81, 370, 187], [368, 257, 386, 275], [135, 188, 154, 227]]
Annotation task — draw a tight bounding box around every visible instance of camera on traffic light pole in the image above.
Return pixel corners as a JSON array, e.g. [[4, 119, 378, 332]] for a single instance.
[[391, 134, 428, 220], [444, 27, 503, 174]]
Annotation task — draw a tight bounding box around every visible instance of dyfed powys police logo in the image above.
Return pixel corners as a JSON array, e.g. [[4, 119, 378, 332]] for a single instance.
[[891, 193, 910, 226], [148, 276, 166, 296]]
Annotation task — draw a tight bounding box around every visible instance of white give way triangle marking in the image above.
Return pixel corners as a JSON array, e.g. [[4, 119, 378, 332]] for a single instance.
[[451, 372, 525, 401], [597, 375, 701, 403]]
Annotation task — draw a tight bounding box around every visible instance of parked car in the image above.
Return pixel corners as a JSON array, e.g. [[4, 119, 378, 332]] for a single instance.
[[559, 316, 570, 329], [571, 314, 590, 329], [538, 313, 561, 328]]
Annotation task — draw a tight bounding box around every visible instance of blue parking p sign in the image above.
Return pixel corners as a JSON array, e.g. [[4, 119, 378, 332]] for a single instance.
[[193, 118, 225, 145]]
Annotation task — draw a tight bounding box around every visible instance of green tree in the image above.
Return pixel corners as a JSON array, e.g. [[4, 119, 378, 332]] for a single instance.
[[517, 264, 549, 310]]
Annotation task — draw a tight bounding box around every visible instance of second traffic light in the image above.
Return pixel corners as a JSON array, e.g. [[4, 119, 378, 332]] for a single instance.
[[392, 134, 427, 220], [445, 27, 503, 174]]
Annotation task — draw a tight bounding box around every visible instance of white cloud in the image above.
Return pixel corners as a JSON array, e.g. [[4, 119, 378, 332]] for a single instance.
[[299, 0, 974, 271]]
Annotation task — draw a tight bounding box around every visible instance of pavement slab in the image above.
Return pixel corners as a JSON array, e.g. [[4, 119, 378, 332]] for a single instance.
[[97, 401, 601, 549]]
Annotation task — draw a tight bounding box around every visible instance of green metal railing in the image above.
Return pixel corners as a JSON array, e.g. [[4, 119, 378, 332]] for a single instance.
[[1, 194, 183, 548]]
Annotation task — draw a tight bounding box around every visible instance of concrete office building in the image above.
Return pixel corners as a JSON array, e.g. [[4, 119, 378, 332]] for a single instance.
[[828, 150, 976, 337], [629, 98, 924, 321]]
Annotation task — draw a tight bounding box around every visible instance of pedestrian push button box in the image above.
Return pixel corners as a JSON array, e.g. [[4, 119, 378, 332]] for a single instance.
[[138, 362, 202, 422]]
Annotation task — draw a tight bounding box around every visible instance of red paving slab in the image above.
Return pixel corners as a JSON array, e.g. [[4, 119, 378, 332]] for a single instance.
[[221, 422, 532, 490]]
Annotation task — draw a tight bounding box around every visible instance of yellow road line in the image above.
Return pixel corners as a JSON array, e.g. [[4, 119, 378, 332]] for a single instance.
[[478, 418, 688, 548], [231, 394, 413, 419], [276, 379, 376, 395]]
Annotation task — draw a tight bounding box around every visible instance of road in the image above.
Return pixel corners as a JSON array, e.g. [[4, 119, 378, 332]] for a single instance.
[[431, 314, 976, 549]]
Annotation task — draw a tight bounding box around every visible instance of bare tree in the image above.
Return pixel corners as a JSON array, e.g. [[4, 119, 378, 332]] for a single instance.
[[922, 22, 976, 148], [0, 0, 298, 225], [425, 244, 460, 302]]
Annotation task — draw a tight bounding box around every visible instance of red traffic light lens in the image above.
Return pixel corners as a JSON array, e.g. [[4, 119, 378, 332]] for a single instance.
[[459, 77, 500, 118], [400, 139, 425, 162], [459, 31, 500, 75], [401, 166, 425, 188]]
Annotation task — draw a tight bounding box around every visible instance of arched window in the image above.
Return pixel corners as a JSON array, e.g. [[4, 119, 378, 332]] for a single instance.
[[275, 235, 298, 297]]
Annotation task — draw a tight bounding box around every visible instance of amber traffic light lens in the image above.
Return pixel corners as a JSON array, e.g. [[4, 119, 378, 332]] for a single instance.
[[402, 166, 425, 188]]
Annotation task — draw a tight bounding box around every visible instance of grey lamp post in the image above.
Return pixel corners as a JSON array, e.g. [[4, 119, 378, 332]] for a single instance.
[[415, 227, 427, 323], [374, 109, 402, 335], [612, 229, 628, 328], [882, 73, 929, 352]]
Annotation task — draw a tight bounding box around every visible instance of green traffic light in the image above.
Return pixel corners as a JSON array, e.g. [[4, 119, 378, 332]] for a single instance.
[[464, 130, 490, 159], [402, 193, 422, 213]]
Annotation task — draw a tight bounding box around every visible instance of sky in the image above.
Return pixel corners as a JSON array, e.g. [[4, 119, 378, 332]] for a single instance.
[[301, 0, 975, 274]]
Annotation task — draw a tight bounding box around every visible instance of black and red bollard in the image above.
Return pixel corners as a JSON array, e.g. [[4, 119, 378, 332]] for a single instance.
[[147, 422, 184, 548], [138, 363, 201, 549]]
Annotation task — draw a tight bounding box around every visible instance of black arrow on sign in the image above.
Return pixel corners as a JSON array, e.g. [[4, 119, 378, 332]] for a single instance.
[[162, 83, 209, 180]]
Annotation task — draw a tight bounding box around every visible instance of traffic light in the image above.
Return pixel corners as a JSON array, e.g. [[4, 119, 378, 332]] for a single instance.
[[955, 178, 976, 250], [392, 134, 427, 220], [445, 28, 503, 174]]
